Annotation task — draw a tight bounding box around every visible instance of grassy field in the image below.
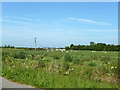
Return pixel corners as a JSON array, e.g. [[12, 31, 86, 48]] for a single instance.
[[2, 48, 119, 88]]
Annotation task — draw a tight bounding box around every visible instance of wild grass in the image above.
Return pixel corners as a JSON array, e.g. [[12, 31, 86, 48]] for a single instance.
[[2, 48, 119, 88]]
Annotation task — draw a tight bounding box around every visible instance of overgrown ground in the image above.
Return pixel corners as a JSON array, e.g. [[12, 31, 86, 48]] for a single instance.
[[2, 48, 119, 88]]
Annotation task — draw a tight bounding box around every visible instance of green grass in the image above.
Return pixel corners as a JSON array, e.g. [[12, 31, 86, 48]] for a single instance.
[[2, 48, 119, 88]]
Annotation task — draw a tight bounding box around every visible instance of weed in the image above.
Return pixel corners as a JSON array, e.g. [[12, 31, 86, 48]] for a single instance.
[[18, 52, 26, 59], [73, 57, 80, 64], [88, 62, 96, 67], [64, 54, 73, 62], [53, 55, 60, 59], [100, 56, 111, 61], [63, 62, 70, 71]]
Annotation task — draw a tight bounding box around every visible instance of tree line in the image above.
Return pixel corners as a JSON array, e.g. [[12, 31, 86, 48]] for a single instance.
[[65, 42, 119, 51], [1, 45, 45, 50], [1, 42, 120, 51]]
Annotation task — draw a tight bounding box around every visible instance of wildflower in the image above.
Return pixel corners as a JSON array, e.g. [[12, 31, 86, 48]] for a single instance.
[[65, 71, 69, 75], [111, 66, 114, 69], [108, 62, 110, 64], [112, 74, 114, 76]]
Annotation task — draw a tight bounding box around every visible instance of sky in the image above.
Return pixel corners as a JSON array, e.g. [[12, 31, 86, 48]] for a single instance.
[[2, 2, 118, 48]]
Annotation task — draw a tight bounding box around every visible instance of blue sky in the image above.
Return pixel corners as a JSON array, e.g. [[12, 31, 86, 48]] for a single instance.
[[2, 2, 118, 48]]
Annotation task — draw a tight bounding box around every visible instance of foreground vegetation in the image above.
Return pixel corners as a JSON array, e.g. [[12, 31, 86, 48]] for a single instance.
[[2, 48, 119, 88]]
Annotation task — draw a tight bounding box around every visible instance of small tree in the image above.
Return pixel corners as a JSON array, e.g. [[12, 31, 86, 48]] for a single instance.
[[70, 44, 74, 48], [90, 41, 95, 45], [65, 46, 70, 50]]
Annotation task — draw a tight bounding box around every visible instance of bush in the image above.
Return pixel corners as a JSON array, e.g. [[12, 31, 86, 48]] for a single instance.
[[65, 46, 70, 50], [18, 52, 26, 59], [32, 54, 35, 58], [53, 55, 60, 59], [46, 58, 50, 62], [64, 54, 73, 62], [13, 53, 19, 58], [88, 62, 96, 67]]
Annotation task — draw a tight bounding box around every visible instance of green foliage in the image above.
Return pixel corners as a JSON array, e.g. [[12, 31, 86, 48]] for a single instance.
[[64, 54, 73, 62], [65, 46, 70, 50], [88, 62, 96, 67], [2, 56, 5, 61], [63, 62, 70, 71], [70, 44, 74, 48], [53, 55, 60, 59], [38, 60, 46, 68], [18, 52, 26, 59], [32, 54, 35, 58], [13, 53, 19, 58], [46, 58, 50, 62], [67, 42, 119, 51], [2, 48, 118, 88], [90, 41, 95, 45], [73, 57, 80, 64], [100, 56, 111, 61]]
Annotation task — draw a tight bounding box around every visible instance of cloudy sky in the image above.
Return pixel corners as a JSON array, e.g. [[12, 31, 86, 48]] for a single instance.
[[2, 2, 118, 48]]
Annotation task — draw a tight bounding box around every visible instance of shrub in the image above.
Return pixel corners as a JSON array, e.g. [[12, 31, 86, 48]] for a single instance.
[[18, 52, 26, 59], [13, 53, 19, 58], [32, 54, 35, 58], [46, 58, 50, 62], [53, 55, 60, 59], [65, 46, 70, 50], [88, 62, 96, 67], [64, 54, 73, 62], [41, 55, 44, 59]]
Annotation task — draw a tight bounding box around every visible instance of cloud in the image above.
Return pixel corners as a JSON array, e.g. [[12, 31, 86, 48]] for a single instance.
[[2, 16, 67, 29], [12, 16, 32, 21], [69, 17, 111, 25], [3, 19, 28, 24]]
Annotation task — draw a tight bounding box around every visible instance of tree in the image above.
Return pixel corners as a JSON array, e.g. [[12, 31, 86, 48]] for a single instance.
[[70, 44, 74, 48], [71, 45, 79, 50], [65, 46, 70, 50], [90, 41, 95, 45]]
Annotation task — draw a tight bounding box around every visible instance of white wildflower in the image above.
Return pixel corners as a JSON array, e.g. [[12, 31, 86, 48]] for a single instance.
[[111, 66, 114, 69], [112, 74, 114, 76]]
